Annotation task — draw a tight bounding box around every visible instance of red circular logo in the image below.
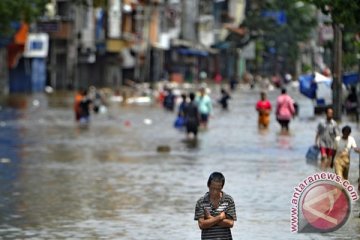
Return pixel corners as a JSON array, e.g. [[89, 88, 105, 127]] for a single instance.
[[301, 182, 351, 232]]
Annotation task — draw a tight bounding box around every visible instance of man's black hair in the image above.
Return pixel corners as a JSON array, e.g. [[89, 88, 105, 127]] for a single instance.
[[281, 88, 286, 94], [207, 172, 225, 187], [342, 125, 351, 134]]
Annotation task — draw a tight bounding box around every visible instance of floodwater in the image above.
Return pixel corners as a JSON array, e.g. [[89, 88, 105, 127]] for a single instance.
[[0, 85, 359, 240]]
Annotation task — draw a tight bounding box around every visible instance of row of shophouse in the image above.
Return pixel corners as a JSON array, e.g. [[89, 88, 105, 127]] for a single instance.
[[0, 0, 250, 93]]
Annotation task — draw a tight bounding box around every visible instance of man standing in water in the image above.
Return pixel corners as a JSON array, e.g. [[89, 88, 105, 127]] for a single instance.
[[315, 107, 340, 170], [333, 126, 360, 180], [194, 172, 237, 240]]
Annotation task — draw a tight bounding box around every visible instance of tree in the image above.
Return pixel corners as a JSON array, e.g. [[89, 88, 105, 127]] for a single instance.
[[0, 0, 91, 36], [304, 0, 360, 121], [242, 0, 317, 76], [0, 0, 50, 36], [304, 0, 360, 30]]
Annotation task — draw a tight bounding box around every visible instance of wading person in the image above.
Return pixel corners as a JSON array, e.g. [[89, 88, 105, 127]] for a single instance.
[[315, 107, 340, 170], [275, 88, 295, 133], [256, 91, 272, 129], [196, 87, 213, 129], [184, 92, 200, 139], [74, 89, 84, 122], [333, 126, 360, 180], [218, 88, 231, 110], [194, 172, 236, 240], [79, 89, 92, 124], [163, 88, 176, 111]]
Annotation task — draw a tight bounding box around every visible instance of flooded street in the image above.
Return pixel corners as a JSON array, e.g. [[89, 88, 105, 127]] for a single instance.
[[0, 86, 360, 239]]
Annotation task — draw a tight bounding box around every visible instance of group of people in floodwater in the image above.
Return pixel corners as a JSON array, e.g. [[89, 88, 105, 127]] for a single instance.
[[162, 84, 297, 140], [255, 88, 298, 133], [163, 86, 216, 139], [256, 89, 359, 188]]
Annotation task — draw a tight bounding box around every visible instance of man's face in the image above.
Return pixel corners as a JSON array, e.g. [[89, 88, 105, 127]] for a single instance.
[[208, 181, 223, 199], [343, 130, 350, 139], [326, 109, 333, 119]]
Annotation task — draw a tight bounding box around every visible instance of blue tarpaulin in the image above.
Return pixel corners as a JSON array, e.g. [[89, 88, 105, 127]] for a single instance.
[[299, 72, 360, 99], [261, 10, 287, 25], [299, 74, 317, 99], [343, 72, 360, 85]]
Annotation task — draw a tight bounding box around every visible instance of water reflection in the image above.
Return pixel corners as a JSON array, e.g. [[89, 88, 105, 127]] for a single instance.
[[181, 138, 200, 150], [0, 88, 359, 239]]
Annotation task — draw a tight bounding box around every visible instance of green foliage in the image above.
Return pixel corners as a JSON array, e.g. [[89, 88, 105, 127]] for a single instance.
[[243, 0, 318, 73], [93, 0, 107, 8], [304, 0, 360, 31], [305, 0, 360, 70], [302, 63, 312, 73], [0, 0, 50, 35], [0, 0, 90, 37], [343, 53, 358, 72]]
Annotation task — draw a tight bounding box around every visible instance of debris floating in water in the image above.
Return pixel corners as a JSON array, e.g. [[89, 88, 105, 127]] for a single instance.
[[32, 100, 40, 107], [0, 158, 11, 164], [144, 119, 152, 125], [157, 145, 171, 152]]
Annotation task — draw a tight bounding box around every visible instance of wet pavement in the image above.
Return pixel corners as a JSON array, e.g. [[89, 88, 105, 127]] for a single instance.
[[0, 85, 360, 239]]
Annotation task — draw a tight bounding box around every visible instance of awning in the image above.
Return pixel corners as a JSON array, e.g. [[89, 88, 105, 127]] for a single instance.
[[299, 74, 317, 99], [172, 39, 218, 54], [177, 48, 208, 57], [343, 72, 360, 85]]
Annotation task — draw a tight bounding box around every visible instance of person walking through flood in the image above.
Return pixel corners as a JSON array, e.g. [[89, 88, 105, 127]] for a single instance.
[[275, 88, 295, 133], [184, 92, 200, 139], [256, 91, 272, 129], [174, 94, 188, 130], [163, 88, 176, 112], [218, 88, 231, 110], [178, 93, 188, 117], [194, 172, 237, 240], [315, 107, 340, 170], [79, 90, 92, 124], [74, 89, 84, 122], [333, 126, 360, 180], [196, 87, 213, 129]]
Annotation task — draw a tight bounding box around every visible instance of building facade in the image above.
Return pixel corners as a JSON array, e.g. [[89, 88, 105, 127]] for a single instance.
[[1, 0, 248, 93]]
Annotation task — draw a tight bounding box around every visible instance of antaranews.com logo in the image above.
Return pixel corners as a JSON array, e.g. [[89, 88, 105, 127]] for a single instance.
[[290, 172, 359, 233]]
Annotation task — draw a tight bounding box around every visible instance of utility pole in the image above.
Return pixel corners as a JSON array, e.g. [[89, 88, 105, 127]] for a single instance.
[[0, 48, 8, 94], [134, 5, 144, 82], [332, 23, 342, 121], [144, 3, 152, 85], [356, 52, 360, 122]]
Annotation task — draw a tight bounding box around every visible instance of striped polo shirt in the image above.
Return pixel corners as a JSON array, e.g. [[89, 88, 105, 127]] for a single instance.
[[194, 192, 237, 240]]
